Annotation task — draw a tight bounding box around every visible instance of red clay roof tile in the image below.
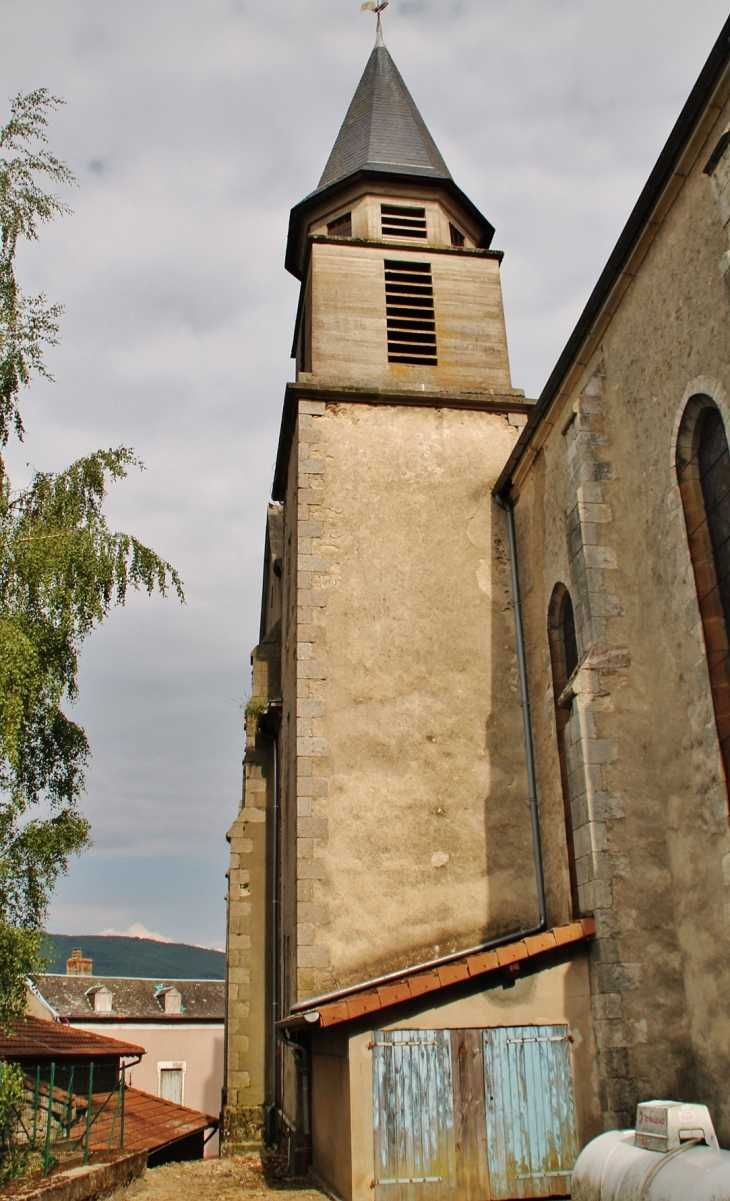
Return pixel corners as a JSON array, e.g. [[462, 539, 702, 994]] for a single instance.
[[278, 919, 594, 1031], [0, 1016, 144, 1060], [76, 1089, 215, 1154]]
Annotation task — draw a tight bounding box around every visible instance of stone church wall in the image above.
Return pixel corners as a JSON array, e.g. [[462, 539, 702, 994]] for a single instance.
[[513, 90, 730, 1137]]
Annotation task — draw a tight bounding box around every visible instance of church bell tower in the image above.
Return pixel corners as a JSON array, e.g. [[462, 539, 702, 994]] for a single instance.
[[223, 18, 539, 1162], [287, 18, 513, 394]]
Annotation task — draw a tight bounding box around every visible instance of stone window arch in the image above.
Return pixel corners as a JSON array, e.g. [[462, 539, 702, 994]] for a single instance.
[[677, 394, 730, 787], [548, 583, 580, 916]]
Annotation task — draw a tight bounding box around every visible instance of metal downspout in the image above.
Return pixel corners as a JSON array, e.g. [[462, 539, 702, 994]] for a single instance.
[[496, 492, 547, 928], [289, 495, 546, 1015]]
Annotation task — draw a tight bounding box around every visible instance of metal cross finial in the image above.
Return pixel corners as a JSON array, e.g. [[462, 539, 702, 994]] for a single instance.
[[361, 0, 388, 46]]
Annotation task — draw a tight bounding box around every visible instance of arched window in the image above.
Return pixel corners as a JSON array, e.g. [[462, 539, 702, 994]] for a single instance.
[[677, 396, 730, 786], [548, 584, 581, 917]]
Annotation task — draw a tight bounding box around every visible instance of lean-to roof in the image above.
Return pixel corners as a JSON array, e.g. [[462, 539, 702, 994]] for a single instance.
[[79, 1087, 216, 1153], [0, 1016, 144, 1060], [279, 919, 595, 1031]]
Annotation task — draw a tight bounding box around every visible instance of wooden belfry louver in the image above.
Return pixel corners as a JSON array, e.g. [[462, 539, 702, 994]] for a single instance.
[[384, 260, 438, 364]]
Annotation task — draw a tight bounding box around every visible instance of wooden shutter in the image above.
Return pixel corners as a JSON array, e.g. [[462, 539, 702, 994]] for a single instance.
[[372, 1029, 457, 1201], [483, 1025, 578, 1199]]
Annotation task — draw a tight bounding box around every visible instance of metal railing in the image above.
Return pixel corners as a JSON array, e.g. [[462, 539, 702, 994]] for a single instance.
[[1, 1060, 125, 1177]]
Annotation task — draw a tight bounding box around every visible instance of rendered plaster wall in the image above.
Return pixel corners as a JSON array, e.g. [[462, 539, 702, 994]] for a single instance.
[[311, 1039, 353, 1201], [322, 954, 597, 1201], [308, 241, 511, 392], [512, 92, 730, 1137], [284, 397, 539, 1005], [70, 1022, 223, 1154]]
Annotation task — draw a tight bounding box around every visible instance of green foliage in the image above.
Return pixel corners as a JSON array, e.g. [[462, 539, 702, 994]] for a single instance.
[[0, 1059, 28, 1184], [0, 90, 185, 1038], [0, 448, 183, 816], [0, 89, 73, 444], [0, 928, 44, 1034], [0, 1059, 23, 1131], [44, 933, 225, 980]]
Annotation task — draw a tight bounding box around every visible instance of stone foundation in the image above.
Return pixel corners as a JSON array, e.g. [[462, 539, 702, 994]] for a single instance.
[[219, 1103, 266, 1156]]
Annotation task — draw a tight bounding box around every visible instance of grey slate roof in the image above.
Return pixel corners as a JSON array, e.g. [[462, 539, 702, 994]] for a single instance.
[[285, 36, 495, 277], [37, 975, 224, 1022], [316, 42, 451, 194]]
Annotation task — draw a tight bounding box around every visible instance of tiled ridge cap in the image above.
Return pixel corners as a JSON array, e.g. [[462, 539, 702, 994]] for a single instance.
[[278, 918, 595, 1030]]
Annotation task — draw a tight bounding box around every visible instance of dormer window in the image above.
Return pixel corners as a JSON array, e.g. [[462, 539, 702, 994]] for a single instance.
[[449, 222, 465, 248], [156, 985, 182, 1014], [381, 204, 427, 240], [85, 984, 113, 1013], [327, 212, 352, 238]]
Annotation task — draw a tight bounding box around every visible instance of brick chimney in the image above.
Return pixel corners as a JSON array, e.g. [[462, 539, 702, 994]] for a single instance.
[[66, 947, 93, 976]]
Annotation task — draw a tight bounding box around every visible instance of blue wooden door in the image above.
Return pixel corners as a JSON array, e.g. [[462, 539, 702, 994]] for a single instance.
[[372, 1029, 457, 1201], [483, 1025, 578, 1199]]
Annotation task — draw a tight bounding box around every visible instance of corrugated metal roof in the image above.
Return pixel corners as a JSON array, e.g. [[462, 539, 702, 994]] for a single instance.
[[36, 977, 224, 1022], [76, 1088, 215, 1153], [0, 1016, 144, 1060], [278, 919, 595, 1030], [316, 42, 451, 195]]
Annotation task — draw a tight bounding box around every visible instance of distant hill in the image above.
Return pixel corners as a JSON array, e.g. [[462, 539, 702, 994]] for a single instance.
[[42, 934, 225, 980]]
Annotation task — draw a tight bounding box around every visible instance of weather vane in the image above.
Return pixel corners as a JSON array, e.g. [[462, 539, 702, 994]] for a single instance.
[[361, 0, 388, 45]]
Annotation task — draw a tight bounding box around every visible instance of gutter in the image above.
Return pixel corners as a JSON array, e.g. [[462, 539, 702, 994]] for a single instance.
[[494, 14, 730, 499], [51, 1016, 224, 1025], [290, 494, 546, 1015]]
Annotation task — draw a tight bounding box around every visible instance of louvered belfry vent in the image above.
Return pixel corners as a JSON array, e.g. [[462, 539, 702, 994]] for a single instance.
[[381, 204, 427, 240], [384, 259, 438, 366]]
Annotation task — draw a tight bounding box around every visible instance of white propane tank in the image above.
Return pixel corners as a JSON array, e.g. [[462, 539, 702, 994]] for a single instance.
[[572, 1101, 730, 1201]]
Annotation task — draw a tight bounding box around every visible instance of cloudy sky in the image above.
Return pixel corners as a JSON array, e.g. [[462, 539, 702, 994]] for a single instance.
[[0, 1, 726, 951]]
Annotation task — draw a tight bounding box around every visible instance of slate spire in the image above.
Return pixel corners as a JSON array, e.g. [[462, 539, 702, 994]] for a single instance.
[[316, 37, 452, 194], [285, 28, 495, 277]]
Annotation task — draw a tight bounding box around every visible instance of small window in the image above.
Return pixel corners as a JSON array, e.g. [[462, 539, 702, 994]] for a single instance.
[[384, 259, 437, 366], [677, 397, 730, 788], [449, 222, 465, 248], [381, 204, 427, 240], [562, 594, 578, 680], [159, 1069, 183, 1104], [548, 584, 580, 917], [327, 212, 352, 238], [704, 129, 730, 176], [299, 306, 307, 373], [158, 1062, 185, 1105]]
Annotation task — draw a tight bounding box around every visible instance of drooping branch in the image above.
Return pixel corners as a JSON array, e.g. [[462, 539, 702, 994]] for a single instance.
[[0, 89, 75, 442]]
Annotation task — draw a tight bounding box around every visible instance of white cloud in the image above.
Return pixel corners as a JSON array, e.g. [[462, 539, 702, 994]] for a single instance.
[[0, 0, 725, 945], [96, 923, 173, 943]]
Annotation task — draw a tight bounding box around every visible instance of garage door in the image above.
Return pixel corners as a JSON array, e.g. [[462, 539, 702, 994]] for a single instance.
[[372, 1025, 578, 1201]]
